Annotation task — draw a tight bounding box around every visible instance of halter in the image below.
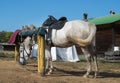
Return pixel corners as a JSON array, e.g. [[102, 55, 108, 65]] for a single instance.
[[23, 43, 31, 56], [20, 43, 31, 64]]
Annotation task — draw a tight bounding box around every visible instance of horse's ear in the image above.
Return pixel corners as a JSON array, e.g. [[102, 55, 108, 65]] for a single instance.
[[48, 15, 53, 18], [48, 15, 51, 17], [48, 15, 55, 19]]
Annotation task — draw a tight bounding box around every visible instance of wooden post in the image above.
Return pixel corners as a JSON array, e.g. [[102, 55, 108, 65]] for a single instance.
[[15, 44, 19, 61], [38, 35, 45, 75]]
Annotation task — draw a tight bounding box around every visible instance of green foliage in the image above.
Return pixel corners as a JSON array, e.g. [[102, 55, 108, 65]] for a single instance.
[[0, 31, 13, 43]]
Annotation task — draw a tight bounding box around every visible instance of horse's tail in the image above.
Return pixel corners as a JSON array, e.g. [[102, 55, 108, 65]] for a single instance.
[[68, 23, 96, 47]]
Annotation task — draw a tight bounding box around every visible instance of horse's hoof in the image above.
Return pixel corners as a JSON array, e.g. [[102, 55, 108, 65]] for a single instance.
[[47, 73, 50, 75], [83, 75, 89, 78], [40, 72, 46, 77], [93, 75, 101, 78], [46, 71, 52, 75], [94, 75, 97, 78], [94, 73, 98, 78]]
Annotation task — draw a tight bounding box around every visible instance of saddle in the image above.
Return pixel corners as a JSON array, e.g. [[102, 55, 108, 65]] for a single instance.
[[50, 17, 67, 30], [47, 16, 67, 45]]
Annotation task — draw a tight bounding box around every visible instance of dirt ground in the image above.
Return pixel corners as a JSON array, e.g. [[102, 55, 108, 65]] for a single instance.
[[0, 51, 120, 83]]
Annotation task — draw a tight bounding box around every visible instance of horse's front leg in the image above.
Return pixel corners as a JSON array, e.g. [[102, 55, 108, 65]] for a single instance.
[[47, 55, 54, 75], [45, 49, 54, 75], [45, 58, 49, 73]]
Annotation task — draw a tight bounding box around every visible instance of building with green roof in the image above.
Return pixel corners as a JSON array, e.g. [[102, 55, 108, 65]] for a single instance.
[[88, 13, 120, 54]]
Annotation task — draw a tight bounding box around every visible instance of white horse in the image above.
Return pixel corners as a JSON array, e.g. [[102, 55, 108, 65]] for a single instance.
[[19, 36, 32, 65], [42, 16, 98, 78]]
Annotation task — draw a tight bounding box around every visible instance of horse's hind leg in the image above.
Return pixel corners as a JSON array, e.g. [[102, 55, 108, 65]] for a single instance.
[[81, 47, 92, 78], [93, 54, 98, 78], [88, 44, 98, 78]]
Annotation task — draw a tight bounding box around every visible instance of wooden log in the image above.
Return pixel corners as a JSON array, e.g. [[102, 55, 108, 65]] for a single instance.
[[37, 35, 45, 75], [14, 44, 19, 61]]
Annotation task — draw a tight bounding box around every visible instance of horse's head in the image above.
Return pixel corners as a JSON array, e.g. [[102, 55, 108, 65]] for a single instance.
[[42, 15, 57, 27], [19, 36, 32, 65], [24, 36, 33, 46]]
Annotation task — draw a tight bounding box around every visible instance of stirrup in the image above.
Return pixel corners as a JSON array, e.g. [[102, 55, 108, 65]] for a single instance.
[[46, 38, 52, 45]]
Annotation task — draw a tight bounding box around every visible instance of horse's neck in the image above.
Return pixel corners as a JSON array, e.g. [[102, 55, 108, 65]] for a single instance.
[[22, 42, 29, 49], [23, 39, 31, 50]]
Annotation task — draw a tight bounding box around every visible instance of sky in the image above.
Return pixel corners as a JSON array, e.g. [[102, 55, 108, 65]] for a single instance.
[[0, 0, 120, 32]]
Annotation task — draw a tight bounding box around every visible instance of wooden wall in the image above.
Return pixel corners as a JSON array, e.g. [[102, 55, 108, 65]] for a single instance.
[[2, 45, 15, 51], [96, 26, 113, 53], [114, 24, 120, 46], [76, 24, 120, 55]]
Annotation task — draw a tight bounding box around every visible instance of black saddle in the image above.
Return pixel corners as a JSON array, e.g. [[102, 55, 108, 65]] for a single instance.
[[50, 16, 67, 30], [42, 16, 67, 29], [42, 16, 67, 45]]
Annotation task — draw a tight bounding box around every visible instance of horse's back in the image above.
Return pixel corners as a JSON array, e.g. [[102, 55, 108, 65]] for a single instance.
[[67, 20, 95, 28], [52, 20, 96, 47], [65, 20, 96, 35]]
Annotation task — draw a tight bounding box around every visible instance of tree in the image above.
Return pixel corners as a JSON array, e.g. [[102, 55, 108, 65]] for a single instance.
[[0, 31, 13, 43], [5, 32, 13, 42]]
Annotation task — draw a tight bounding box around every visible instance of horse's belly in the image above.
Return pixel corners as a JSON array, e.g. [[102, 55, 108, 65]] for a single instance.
[[52, 37, 73, 47]]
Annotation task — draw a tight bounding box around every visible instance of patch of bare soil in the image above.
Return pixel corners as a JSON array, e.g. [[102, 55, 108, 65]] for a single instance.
[[0, 52, 120, 83]]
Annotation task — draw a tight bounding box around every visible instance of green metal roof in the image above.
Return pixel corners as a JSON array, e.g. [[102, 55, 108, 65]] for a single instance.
[[88, 14, 120, 25]]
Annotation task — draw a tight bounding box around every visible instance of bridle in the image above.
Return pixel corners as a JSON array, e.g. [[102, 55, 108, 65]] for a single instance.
[[20, 40, 32, 63]]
